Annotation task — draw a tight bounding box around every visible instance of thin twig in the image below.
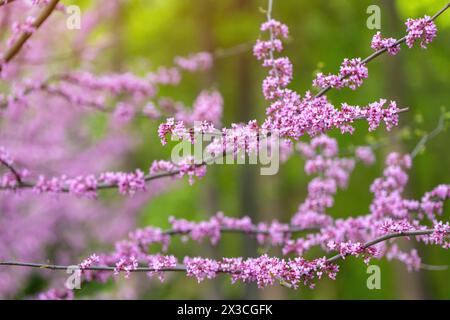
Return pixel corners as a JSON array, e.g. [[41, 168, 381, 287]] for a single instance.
[[0, 158, 22, 184], [410, 113, 446, 158], [214, 42, 253, 59], [420, 263, 449, 271]]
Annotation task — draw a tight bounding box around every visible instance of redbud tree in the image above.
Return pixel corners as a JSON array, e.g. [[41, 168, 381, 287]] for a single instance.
[[0, 0, 449, 299]]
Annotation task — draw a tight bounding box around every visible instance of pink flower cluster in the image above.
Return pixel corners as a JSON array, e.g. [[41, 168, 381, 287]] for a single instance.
[[99, 170, 147, 196], [7, 16, 36, 48], [170, 216, 221, 245], [371, 32, 400, 55], [380, 218, 414, 234], [405, 15, 437, 48], [219, 255, 339, 289], [2, 1, 449, 299], [169, 212, 294, 247], [38, 289, 74, 301], [289, 136, 355, 232], [355, 146, 376, 165], [174, 52, 213, 72], [177, 156, 207, 185], [262, 87, 400, 140], [175, 90, 223, 126], [33, 169, 148, 198], [334, 241, 377, 264], [313, 58, 368, 90], [420, 184, 450, 220], [0, 146, 13, 166], [365, 99, 400, 131], [282, 148, 449, 271], [112, 253, 340, 289], [260, 19, 289, 38], [428, 221, 450, 249], [79, 254, 100, 272], [40, 144, 449, 295], [65, 72, 159, 97], [254, 19, 291, 99], [370, 153, 414, 219], [156, 15, 407, 163], [158, 117, 216, 145], [184, 257, 220, 283], [386, 245, 421, 272], [0, 146, 29, 187], [114, 256, 138, 278], [147, 255, 178, 281], [314, 15, 439, 93], [79, 252, 338, 290], [2, 50, 218, 124], [369, 15, 438, 57]]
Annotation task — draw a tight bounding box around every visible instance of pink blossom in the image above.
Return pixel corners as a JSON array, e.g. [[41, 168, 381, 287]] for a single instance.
[[371, 32, 400, 55], [355, 146, 375, 165], [313, 58, 368, 90], [429, 221, 450, 248], [184, 257, 219, 283], [174, 52, 213, 72], [147, 254, 178, 281], [253, 39, 283, 60], [79, 254, 100, 271], [177, 156, 206, 185], [38, 289, 74, 300], [260, 19, 289, 38], [405, 16, 437, 48], [114, 256, 139, 278]]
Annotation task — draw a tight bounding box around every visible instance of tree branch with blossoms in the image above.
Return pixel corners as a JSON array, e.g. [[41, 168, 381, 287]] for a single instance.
[[0, 0, 61, 72], [315, 2, 450, 98], [0, 229, 441, 272], [0, 0, 449, 300], [2, 129, 450, 298], [1, 227, 448, 296]]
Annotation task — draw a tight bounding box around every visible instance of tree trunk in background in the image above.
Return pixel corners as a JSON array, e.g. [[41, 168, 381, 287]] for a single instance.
[[382, 0, 429, 299], [0, 5, 11, 42], [237, 53, 260, 299], [198, 0, 222, 300], [236, 0, 260, 300], [111, 1, 125, 72]]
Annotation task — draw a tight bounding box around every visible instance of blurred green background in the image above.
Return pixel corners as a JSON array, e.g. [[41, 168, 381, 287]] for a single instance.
[[72, 0, 450, 299]]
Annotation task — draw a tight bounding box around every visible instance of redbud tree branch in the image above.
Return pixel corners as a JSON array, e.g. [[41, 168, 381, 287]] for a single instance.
[[315, 2, 450, 98], [0, 229, 437, 274], [0, 107, 410, 193], [0, 0, 60, 72], [0, 0, 17, 7], [0, 158, 22, 184]]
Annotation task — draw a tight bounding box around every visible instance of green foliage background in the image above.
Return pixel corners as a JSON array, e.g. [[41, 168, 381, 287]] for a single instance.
[[70, 0, 450, 299]]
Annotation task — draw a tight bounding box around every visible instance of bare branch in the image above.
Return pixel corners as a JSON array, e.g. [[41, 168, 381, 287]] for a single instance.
[[411, 113, 446, 158]]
